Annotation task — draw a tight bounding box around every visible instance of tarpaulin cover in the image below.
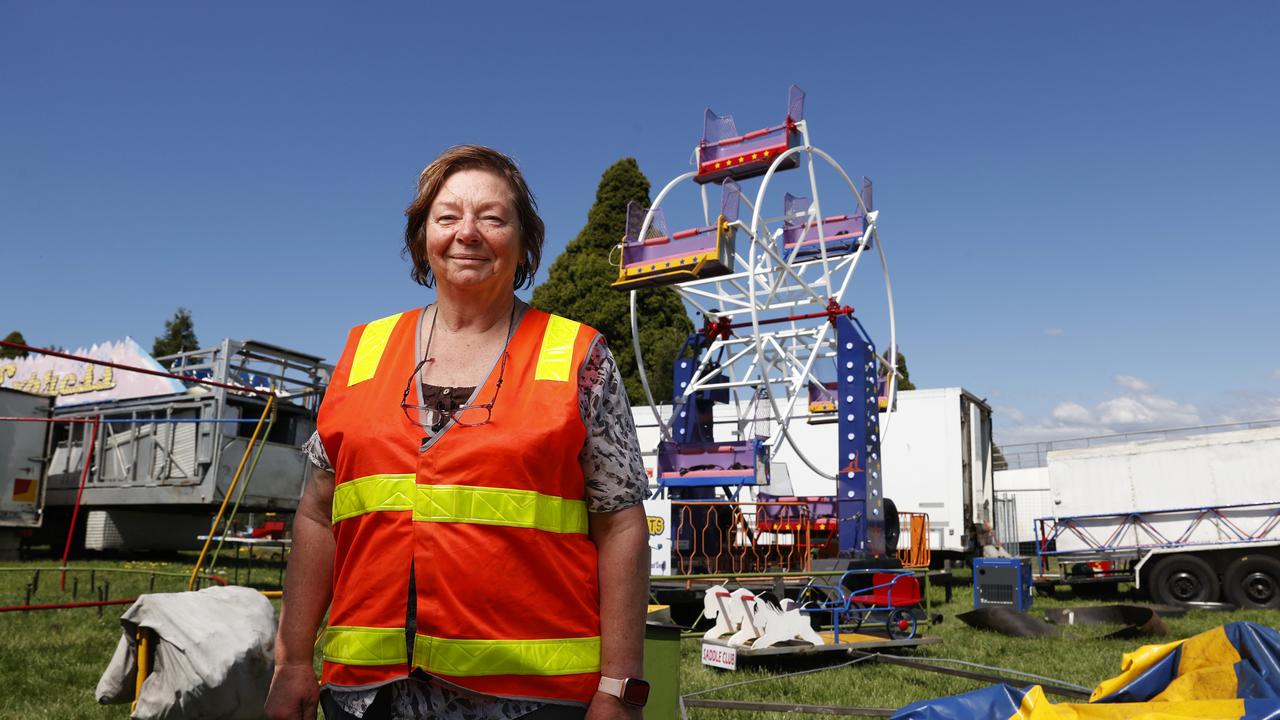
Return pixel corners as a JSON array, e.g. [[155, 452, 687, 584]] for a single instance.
[[893, 622, 1280, 719], [97, 586, 277, 719]]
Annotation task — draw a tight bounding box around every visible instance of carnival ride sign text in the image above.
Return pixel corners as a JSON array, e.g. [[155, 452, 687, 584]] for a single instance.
[[700, 643, 737, 670], [0, 363, 115, 397]]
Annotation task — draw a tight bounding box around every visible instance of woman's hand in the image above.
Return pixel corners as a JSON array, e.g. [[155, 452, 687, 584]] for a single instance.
[[264, 662, 320, 720]]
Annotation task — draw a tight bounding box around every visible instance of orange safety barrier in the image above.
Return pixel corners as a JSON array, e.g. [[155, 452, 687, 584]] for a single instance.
[[668, 502, 932, 575], [897, 512, 931, 568], [671, 501, 816, 575]]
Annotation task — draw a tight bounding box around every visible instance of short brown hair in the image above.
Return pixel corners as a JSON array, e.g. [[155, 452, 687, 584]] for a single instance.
[[403, 145, 545, 290]]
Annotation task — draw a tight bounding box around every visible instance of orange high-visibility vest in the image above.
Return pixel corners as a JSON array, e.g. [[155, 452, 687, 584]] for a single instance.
[[316, 307, 602, 704]]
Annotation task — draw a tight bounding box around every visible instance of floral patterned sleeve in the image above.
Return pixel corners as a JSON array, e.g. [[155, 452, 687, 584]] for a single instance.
[[578, 337, 648, 513], [301, 432, 333, 473]]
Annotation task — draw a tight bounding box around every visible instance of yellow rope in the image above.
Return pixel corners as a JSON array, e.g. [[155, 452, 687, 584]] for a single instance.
[[187, 393, 275, 590]]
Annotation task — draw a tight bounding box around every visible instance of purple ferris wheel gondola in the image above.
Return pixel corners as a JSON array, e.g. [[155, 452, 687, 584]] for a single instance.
[[780, 177, 874, 261], [611, 179, 743, 291], [695, 85, 806, 185]]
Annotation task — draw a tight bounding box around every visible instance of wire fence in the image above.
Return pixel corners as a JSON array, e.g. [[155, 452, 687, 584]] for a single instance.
[[996, 418, 1280, 470]]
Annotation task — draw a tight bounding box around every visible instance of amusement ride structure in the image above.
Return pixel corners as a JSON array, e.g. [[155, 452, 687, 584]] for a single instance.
[[612, 86, 899, 559]]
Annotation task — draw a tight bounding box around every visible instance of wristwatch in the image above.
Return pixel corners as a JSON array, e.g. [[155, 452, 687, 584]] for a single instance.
[[598, 675, 650, 707]]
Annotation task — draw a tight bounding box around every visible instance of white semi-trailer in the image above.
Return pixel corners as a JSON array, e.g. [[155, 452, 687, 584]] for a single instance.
[[0, 388, 52, 558], [1033, 426, 1280, 608]]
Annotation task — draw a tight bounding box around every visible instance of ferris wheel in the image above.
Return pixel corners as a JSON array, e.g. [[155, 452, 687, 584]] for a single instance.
[[614, 85, 898, 502]]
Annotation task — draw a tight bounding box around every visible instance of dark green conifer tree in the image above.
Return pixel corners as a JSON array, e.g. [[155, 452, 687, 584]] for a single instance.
[[0, 331, 28, 359], [532, 158, 693, 405], [152, 308, 200, 360]]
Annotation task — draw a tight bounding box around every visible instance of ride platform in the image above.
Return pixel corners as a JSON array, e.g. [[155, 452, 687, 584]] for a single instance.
[[700, 631, 939, 669]]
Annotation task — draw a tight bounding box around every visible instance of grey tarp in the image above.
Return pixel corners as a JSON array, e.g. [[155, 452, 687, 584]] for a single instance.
[[96, 585, 277, 719]]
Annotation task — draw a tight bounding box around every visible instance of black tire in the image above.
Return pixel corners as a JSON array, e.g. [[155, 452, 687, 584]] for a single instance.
[[1149, 554, 1220, 606], [883, 498, 900, 554], [1223, 555, 1280, 609]]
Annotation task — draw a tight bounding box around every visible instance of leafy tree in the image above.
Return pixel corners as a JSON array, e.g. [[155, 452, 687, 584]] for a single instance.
[[895, 351, 916, 391], [532, 158, 693, 405], [0, 331, 28, 359], [993, 443, 1008, 471], [152, 308, 200, 360], [880, 349, 917, 391]]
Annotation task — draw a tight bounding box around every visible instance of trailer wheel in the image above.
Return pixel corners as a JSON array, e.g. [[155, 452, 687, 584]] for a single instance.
[[1223, 555, 1280, 609], [886, 608, 916, 640], [1149, 555, 1219, 605]]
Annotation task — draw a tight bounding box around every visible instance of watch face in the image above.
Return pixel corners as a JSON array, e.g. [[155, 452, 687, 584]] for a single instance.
[[621, 678, 651, 707]]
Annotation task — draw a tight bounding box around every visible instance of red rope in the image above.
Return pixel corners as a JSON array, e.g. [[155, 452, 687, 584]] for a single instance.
[[60, 418, 99, 590]]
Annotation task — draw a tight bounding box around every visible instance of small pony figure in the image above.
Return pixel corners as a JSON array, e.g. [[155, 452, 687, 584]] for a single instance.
[[702, 585, 740, 640], [750, 596, 825, 650], [725, 589, 763, 647]]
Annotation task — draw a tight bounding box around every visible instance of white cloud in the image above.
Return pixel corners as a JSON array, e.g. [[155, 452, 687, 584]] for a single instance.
[[1043, 327, 1064, 337], [1209, 390, 1280, 424], [996, 375, 1202, 446], [1051, 401, 1093, 425], [995, 405, 1025, 423], [1114, 375, 1154, 393]]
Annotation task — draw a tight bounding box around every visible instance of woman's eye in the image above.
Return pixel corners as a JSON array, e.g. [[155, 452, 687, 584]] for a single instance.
[[435, 215, 458, 224]]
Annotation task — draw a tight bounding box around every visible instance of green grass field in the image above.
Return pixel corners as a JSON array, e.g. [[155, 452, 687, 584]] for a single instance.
[[1, 557, 1277, 719]]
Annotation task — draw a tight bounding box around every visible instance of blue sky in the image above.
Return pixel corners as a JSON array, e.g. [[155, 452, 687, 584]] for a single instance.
[[3, 2, 1278, 445]]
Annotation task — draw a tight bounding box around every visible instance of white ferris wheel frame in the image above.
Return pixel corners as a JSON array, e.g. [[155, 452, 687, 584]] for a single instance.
[[628, 120, 898, 482]]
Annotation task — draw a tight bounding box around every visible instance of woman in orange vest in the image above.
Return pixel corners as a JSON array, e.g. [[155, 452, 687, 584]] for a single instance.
[[265, 146, 651, 720]]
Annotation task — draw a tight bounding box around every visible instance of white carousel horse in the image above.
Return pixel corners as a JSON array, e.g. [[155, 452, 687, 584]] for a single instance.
[[701, 585, 738, 640], [750, 596, 825, 649]]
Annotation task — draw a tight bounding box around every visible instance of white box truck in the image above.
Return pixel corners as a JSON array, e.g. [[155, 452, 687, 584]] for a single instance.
[[0, 388, 52, 558], [1035, 426, 1280, 608]]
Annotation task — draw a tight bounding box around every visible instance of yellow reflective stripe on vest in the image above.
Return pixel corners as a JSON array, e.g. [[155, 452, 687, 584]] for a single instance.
[[414, 485, 587, 534], [412, 633, 600, 677], [332, 474, 416, 523], [323, 626, 408, 666], [348, 312, 403, 386], [534, 315, 581, 382], [333, 477, 586, 534]]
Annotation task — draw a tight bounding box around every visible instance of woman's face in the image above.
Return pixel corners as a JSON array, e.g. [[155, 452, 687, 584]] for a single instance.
[[424, 168, 522, 293]]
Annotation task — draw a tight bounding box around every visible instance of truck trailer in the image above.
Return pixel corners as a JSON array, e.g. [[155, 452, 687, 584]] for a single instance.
[[0, 388, 52, 558], [36, 339, 330, 552], [1032, 425, 1280, 608]]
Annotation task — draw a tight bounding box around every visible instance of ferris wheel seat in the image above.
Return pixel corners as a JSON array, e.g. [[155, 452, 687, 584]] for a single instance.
[[611, 183, 742, 291], [610, 251, 734, 290], [695, 85, 806, 185], [806, 380, 889, 414], [655, 439, 765, 488], [696, 133, 801, 185], [755, 495, 840, 533], [807, 381, 838, 414]]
